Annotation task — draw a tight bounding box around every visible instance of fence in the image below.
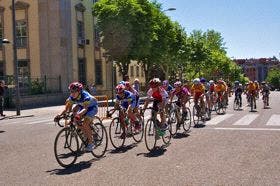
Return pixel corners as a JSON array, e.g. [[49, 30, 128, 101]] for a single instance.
[[0, 75, 61, 96], [95, 95, 109, 120]]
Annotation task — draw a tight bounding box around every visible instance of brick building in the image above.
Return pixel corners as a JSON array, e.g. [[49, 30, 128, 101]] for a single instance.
[[234, 57, 280, 82]]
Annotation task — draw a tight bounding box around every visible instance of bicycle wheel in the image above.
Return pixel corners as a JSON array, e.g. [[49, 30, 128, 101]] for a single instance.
[[109, 117, 126, 149], [144, 119, 157, 152], [168, 110, 178, 135], [54, 127, 79, 168], [193, 105, 200, 126], [91, 122, 108, 158], [233, 98, 239, 110], [132, 116, 144, 143], [183, 107, 192, 132]]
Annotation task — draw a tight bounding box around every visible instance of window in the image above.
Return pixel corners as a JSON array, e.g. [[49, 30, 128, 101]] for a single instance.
[[78, 58, 86, 85], [18, 60, 29, 87], [95, 61, 103, 85], [136, 66, 139, 77], [16, 20, 27, 48], [0, 61, 3, 77], [0, 21, 3, 50], [77, 21, 84, 40], [94, 27, 100, 48], [130, 66, 134, 77]]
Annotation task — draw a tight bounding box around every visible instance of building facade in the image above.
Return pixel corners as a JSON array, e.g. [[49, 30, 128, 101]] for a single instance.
[[0, 0, 112, 95], [234, 57, 280, 82]]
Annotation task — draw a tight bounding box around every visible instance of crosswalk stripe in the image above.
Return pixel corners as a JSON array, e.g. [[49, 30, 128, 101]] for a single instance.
[[266, 114, 280, 126], [206, 114, 234, 125], [233, 114, 258, 125], [26, 119, 53, 125]]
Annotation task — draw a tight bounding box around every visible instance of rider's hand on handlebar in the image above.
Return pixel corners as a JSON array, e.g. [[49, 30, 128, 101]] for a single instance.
[[54, 114, 61, 122]]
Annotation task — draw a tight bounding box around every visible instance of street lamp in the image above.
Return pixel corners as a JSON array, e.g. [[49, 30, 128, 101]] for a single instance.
[[12, 0, 21, 115]]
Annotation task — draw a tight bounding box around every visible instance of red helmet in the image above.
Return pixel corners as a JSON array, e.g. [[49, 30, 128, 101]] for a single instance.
[[149, 78, 161, 88], [115, 84, 125, 94], [68, 82, 83, 92]]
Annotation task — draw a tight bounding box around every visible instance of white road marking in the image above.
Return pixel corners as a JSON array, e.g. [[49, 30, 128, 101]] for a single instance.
[[232, 114, 258, 125], [214, 127, 280, 131], [206, 114, 234, 125], [26, 119, 53, 125], [266, 115, 280, 126]]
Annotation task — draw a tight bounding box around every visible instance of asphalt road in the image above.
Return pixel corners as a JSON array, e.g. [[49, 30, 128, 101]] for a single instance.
[[0, 92, 280, 185]]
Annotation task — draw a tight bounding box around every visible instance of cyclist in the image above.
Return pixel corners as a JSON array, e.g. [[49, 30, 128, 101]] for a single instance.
[[233, 81, 243, 107], [215, 79, 227, 106], [169, 81, 191, 119], [162, 80, 174, 96], [55, 82, 98, 152], [143, 78, 169, 130], [200, 78, 211, 112], [254, 80, 260, 99], [114, 84, 140, 138], [124, 81, 142, 128], [209, 80, 216, 110], [245, 81, 257, 109], [191, 78, 206, 115], [260, 81, 270, 106]]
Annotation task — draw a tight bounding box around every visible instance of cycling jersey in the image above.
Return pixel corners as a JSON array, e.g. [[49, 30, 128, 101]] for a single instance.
[[209, 84, 216, 92], [147, 87, 168, 102], [68, 90, 98, 118], [215, 84, 226, 92], [116, 90, 138, 109], [171, 87, 190, 100], [191, 84, 205, 94], [247, 84, 257, 92]]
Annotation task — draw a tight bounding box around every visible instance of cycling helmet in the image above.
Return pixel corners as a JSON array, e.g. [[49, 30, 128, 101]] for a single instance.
[[149, 78, 161, 88], [115, 84, 125, 94], [217, 79, 223, 84], [162, 80, 169, 86], [209, 80, 214, 84], [234, 81, 239, 84], [200, 77, 206, 83], [261, 81, 266, 84], [193, 78, 200, 85], [254, 80, 258, 83], [68, 82, 83, 92], [134, 78, 139, 83], [118, 81, 125, 85], [249, 81, 253, 84], [174, 81, 182, 88]]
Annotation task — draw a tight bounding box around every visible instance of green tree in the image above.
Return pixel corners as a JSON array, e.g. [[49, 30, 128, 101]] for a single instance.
[[93, 0, 154, 79], [266, 69, 280, 89]]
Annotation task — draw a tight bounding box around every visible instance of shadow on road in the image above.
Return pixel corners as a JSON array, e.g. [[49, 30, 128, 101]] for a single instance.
[[193, 124, 206, 128], [173, 132, 190, 139], [109, 143, 137, 154], [137, 147, 167, 158], [0, 130, 5, 133], [47, 161, 92, 175]]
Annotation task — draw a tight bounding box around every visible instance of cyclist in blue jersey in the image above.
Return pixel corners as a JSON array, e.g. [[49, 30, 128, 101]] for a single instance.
[[55, 82, 98, 152], [162, 80, 173, 96], [114, 84, 140, 138]]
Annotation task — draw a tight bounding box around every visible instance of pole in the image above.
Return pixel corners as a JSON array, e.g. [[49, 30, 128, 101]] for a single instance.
[[12, 0, 20, 115]]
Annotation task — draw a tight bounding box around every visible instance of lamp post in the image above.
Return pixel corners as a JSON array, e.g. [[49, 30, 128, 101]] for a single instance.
[[12, 0, 21, 115]]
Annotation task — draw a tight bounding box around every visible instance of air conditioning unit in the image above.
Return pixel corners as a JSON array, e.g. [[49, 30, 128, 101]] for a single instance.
[[78, 38, 85, 46]]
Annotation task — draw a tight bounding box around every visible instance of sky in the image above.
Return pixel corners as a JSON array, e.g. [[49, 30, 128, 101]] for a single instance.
[[155, 0, 280, 59]]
